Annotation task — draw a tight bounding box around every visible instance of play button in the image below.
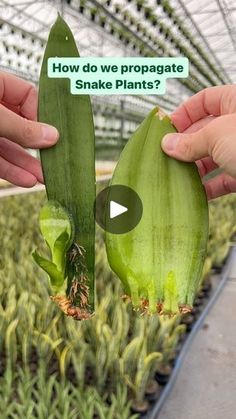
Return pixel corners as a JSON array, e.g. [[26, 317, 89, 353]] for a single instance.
[[110, 201, 128, 219], [94, 184, 143, 234]]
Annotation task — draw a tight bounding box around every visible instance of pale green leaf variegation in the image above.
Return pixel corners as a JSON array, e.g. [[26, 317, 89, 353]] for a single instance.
[[33, 200, 74, 293], [32, 250, 65, 291], [106, 107, 209, 316]]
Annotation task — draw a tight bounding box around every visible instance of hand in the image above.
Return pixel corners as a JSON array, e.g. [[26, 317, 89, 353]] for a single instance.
[[0, 71, 59, 187], [161, 85, 236, 199]]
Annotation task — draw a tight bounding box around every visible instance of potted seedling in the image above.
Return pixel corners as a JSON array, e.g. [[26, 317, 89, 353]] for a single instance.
[[79, 0, 86, 14], [109, 23, 115, 35], [123, 11, 129, 21], [90, 7, 97, 21], [145, 379, 161, 402], [99, 15, 106, 28], [199, 257, 213, 293], [129, 16, 135, 26], [115, 4, 122, 14], [197, 289, 207, 300], [163, 1, 173, 17], [164, 28, 172, 40], [143, 316, 163, 401], [181, 312, 195, 332], [150, 15, 158, 26], [141, 27, 147, 38], [148, 34, 153, 42], [136, 0, 146, 12], [155, 322, 185, 385], [144, 6, 152, 19], [117, 28, 124, 41], [193, 294, 205, 308], [119, 317, 162, 415], [127, 346, 162, 413], [202, 278, 212, 295], [139, 44, 147, 55]]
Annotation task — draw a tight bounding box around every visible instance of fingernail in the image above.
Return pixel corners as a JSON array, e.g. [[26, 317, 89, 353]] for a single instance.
[[41, 124, 59, 143], [162, 134, 180, 151]]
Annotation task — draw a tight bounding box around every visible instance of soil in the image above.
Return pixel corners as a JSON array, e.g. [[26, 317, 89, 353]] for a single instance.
[[202, 280, 212, 294], [145, 379, 161, 401], [197, 290, 206, 299], [194, 297, 204, 307], [182, 313, 195, 324], [181, 313, 195, 331], [191, 306, 200, 316], [156, 364, 172, 376], [131, 399, 149, 415], [155, 364, 172, 385]]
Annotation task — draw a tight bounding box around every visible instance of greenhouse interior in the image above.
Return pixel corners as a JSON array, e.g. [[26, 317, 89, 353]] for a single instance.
[[0, 0, 236, 418]]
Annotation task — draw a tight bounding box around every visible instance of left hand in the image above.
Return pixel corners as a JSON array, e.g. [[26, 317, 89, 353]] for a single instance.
[[0, 71, 59, 188]]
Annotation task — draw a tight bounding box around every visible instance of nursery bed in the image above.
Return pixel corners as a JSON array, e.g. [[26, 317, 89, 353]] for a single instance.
[[145, 246, 236, 419], [0, 186, 235, 418]]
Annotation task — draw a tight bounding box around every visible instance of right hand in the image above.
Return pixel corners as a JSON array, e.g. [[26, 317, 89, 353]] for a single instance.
[[161, 85, 236, 199]]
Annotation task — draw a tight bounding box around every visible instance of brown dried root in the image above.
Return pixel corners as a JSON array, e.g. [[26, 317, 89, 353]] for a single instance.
[[66, 242, 92, 317], [121, 294, 192, 317], [50, 295, 93, 320], [69, 276, 90, 309]]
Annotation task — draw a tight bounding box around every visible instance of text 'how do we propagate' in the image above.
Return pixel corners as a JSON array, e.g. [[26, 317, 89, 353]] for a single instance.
[[48, 57, 189, 95]]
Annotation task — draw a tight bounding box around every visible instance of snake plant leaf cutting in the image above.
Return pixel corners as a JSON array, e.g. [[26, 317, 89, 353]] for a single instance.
[[105, 107, 209, 316], [33, 15, 95, 320]]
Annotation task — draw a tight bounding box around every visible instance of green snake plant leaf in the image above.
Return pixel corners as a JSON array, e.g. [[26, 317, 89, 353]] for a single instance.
[[144, 351, 163, 367], [106, 107, 209, 315], [35, 14, 96, 320]]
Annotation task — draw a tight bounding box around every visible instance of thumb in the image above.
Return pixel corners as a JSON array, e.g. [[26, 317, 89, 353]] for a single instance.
[[161, 123, 212, 162], [161, 114, 236, 178]]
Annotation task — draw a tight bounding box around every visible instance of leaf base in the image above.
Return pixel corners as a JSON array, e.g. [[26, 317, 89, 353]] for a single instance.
[[122, 294, 192, 316], [50, 295, 93, 320]]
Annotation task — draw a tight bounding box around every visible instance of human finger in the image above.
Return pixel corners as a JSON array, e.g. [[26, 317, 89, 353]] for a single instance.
[[0, 71, 37, 120], [182, 115, 216, 134], [0, 155, 38, 188], [0, 103, 58, 148], [0, 137, 43, 183], [204, 172, 236, 199], [162, 114, 236, 178], [171, 85, 236, 132], [196, 157, 218, 178]]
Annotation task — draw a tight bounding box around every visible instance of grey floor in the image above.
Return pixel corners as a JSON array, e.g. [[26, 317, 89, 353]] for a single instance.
[[158, 247, 236, 419]]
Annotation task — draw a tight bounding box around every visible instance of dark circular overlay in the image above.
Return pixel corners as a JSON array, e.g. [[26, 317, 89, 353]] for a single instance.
[[94, 185, 143, 234]]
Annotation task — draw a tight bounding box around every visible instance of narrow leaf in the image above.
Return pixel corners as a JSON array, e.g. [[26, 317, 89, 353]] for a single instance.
[[37, 15, 95, 317]]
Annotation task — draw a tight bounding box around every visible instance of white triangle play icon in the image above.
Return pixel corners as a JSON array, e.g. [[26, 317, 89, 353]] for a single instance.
[[110, 200, 128, 219]]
